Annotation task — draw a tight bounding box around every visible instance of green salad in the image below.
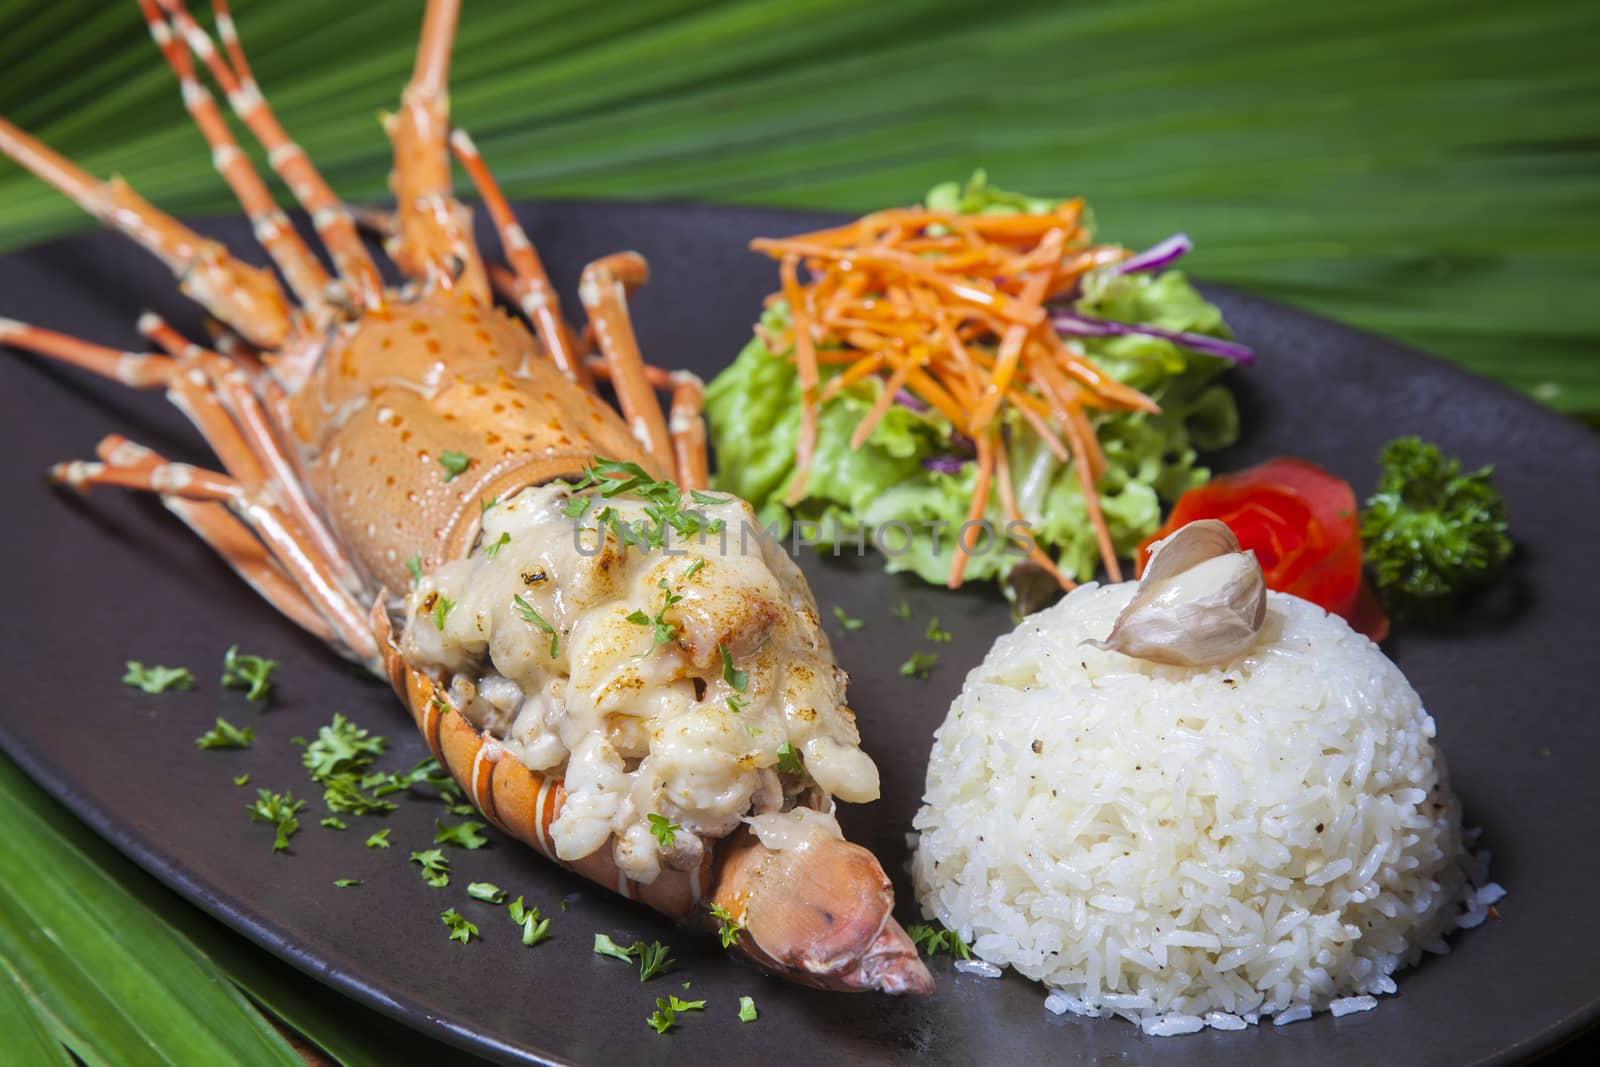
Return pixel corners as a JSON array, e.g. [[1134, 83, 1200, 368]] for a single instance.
[[706, 173, 1244, 592]]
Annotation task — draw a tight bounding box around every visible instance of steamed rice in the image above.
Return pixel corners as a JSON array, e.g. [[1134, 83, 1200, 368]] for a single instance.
[[912, 582, 1496, 1033]]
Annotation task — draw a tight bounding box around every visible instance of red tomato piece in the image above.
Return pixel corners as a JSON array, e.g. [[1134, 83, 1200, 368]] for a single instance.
[[1138, 457, 1387, 640]]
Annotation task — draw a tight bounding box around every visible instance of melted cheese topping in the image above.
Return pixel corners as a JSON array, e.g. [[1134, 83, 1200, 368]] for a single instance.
[[402, 485, 879, 883]]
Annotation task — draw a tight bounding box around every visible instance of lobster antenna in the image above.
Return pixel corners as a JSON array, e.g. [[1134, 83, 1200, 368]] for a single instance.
[[383, 0, 488, 301]]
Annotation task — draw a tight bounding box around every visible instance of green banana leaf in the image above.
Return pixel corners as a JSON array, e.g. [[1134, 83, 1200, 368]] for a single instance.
[[0, 0, 1594, 415], [0, 754, 474, 1066]]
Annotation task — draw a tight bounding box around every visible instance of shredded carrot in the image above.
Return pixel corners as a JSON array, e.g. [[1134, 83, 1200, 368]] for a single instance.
[[996, 442, 1076, 592], [749, 200, 1154, 582]]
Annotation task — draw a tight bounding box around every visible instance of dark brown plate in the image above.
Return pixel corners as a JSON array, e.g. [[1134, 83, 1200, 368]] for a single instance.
[[2, 202, 1597, 1066]]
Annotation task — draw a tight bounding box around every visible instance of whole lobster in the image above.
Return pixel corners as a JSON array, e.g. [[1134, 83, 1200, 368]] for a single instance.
[[0, 0, 933, 997]]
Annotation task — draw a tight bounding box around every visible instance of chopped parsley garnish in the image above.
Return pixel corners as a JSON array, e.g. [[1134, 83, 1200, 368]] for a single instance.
[[899, 651, 939, 679], [122, 661, 193, 694], [441, 907, 479, 944], [775, 741, 804, 775], [924, 617, 952, 643], [832, 606, 864, 631], [480, 495, 498, 514], [232, 773, 251, 787], [333, 878, 362, 889], [431, 595, 455, 631], [245, 789, 304, 853], [719, 643, 747, 692], [364, 829, 391, 850], [303, 713, 396, 816], [646, 994, 705, 1034], [725, 695, 747, 714], [890, 601, 912, 620], [560, 495, 589, 519], [406, 553, 424, 587], [738, 995, 758, 1023], [647, 813, 681, 849], [509, 897, 552, 946], [564, 459, 724, 550], [467, 882, 506, 904], [512, 594, 559, 657], [593, 933, 635, 962], [434, 819, 489, 850], [627, 580, 682, 657], [906, 923, 973, 960], [593, 935, 675, 981], [319, 817, 346, 831], [438, 450, 471, 480], [683, 557, 705, 580], [195, 717, 253, 750], [409, 848, 451, 888], [484, 531, 511, 560], [689, 490, 729, 506], [221, 645, 280, 702], [709, 903, 744, 948]]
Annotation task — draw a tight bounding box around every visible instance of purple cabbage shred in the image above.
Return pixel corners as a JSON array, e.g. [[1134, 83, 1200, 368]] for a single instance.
[[1115, 233, 1192, 275]]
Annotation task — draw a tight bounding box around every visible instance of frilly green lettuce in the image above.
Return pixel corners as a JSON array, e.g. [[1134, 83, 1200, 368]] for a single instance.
[[705, 178, 1241, 591]]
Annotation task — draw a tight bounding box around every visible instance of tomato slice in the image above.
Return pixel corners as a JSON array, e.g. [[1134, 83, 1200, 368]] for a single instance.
[[1138, 457, 1385, 639]]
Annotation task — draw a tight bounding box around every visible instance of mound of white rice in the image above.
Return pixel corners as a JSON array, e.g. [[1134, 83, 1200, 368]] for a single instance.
[[912, 582, 1498, 1035]]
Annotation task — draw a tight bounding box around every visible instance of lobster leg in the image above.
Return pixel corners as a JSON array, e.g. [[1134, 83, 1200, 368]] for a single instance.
[[49, 446, 377, 664], [0, 318, 174, 388], [0, 116, 291, 349], [579, 253, 675, 476], [135, 0, 331, 315], [139, 314, 361, 594], [156, 0, 383, 309], [93, 435, 336, 642], [382, 0, 488, 302], [583, 357, 709, 491], [449, 130, 588, 388]]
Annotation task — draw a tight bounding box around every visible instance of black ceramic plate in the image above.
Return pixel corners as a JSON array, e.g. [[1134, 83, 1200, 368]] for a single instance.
[[2, 202, 1597, 1067]]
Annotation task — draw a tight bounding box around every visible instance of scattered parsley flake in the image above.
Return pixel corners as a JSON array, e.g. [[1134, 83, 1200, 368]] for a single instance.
[[431, 595, 455, 631], [709, 903, 744, 948], [467, 882, 506, 904], [899, 651, 938, 679], [333, 878, 361, 889], [832, 606, 865, 631], [593, 932, 635, 962], [480, 495, 498, 514], [246, 789, 304, 853], [925, 617, 952, 643], [738, 995, 758, 1023], [122, 661, 193, 694], [719, 643, 747, 692], [725, 695, 747, 714], [441, 907, 479, 944], [410, 848, 451, 888], [484, 531, 511, 560], [303, 714, 395, 816], [221, 645, 280, 702], [689, 490, 729, 506], [512, 594, 559, 657], [906, 923, 973, 959], [647, 813, 681, 849], [627, 580, 683, 658], [683, 557, 705, 580], [560, 495, 589, 519], [232, 773, 251, 787], [438, 450, 471, 480], [406, 553, 424, 587], [320, 816, 346, 831], [508, 897, 552, 946], [647, 994, 706, 1034], [364, 829, 391, 850], [775, 741, 804, 775], [637, 941, 675, 981], [593, 935, 674, 981], [195, 717, 253, 750], [890, 601, 912, 620], [434, 819, 489, 850]]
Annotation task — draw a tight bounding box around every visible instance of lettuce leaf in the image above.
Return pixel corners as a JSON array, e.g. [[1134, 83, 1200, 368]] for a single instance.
[[705, 177, 1241, 589]]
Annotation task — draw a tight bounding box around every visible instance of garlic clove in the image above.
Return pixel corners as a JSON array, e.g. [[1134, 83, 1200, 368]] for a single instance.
[[1086, 519, 1267, 667]]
